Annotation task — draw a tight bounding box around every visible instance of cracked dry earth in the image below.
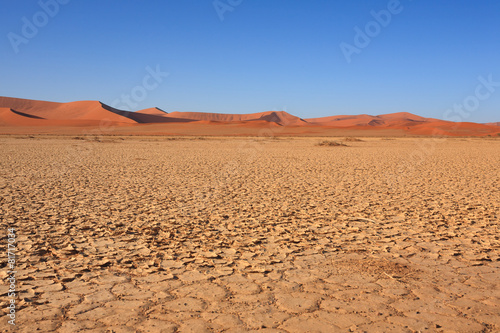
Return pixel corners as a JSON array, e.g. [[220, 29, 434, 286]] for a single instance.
[[0, 136, 499, 333]]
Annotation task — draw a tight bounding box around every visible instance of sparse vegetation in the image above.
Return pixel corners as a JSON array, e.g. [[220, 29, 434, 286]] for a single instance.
[[316, 140, 347, 147], [14, 135, 36, 139], [344, 137, 364, 142]]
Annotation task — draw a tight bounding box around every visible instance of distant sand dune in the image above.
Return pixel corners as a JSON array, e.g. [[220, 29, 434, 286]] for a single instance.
[[0, 96, 499, 136], [137, 107, 169, 117], [0, 107, 47, 126], [167, 110, 308, 126]]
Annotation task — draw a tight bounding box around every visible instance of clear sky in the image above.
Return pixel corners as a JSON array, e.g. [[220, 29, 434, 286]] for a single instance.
[[1, 0, 499, 122]]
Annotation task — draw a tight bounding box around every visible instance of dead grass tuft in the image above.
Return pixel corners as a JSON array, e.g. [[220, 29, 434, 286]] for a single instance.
[[344, 137, 364, 142], [316, 140, 347, 147], [14, 135, 36, 139]]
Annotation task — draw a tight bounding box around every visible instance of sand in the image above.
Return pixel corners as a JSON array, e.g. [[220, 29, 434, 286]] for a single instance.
[[0, 136, 498, 332], [1, 97, 500, 138]]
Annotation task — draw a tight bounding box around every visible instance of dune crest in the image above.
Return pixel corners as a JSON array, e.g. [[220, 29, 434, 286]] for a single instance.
[[137, 107, 169, 117], [0, 96, 498, 136], [167, 110, 308, 126]]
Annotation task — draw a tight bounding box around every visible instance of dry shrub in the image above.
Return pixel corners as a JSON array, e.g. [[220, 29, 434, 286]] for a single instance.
[[14, 135, 36, 139], [97, 139, 119, 143], [84, 136, 119, 143], [344, 137, 364, 142], [316, 140, 347, 147]]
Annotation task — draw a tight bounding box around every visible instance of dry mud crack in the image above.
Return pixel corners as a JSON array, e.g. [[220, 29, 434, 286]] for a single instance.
[[0, 136, 499, 332]]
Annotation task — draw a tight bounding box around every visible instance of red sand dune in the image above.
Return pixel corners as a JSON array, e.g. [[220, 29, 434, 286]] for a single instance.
[[0, 107, 116, 128], [407, 120, 500, 136], [168, 111, 308, 126], [137, 107, 169, 117], [306, 112, 427, 127], [306, 114, 380, 127], [0, 96, 498, 137], [0, 97, 193, 125], [0, 97, 136, 124], [0, 107, 47, 126]]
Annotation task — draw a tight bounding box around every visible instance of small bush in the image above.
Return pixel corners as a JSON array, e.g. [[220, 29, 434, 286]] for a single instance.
[[316, 140, 347, 147], [344, 137, 364, 142]]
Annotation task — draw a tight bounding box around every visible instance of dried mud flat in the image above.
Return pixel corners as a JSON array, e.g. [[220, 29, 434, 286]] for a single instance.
[[0, 136, 499, 332]]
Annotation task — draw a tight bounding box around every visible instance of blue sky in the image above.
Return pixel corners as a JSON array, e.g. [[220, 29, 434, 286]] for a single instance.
[[1, 0, 499, 122]]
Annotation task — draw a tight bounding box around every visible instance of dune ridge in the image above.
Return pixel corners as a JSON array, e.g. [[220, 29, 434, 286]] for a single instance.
[[0, 96, 499, 136], [137, 107, 169, 117], [167, 110, 308, 126]]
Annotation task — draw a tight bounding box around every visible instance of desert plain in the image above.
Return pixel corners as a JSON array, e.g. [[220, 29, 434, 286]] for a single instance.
[[0, 135, 499, 332]]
